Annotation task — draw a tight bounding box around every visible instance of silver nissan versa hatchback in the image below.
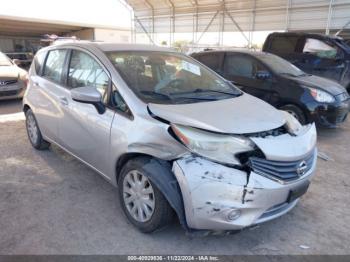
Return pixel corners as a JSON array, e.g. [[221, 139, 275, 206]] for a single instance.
[[23, 42, 317, 233]]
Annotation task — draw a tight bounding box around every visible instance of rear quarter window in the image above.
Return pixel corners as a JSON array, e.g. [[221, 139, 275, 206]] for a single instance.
[[269, 35, 299, 53]]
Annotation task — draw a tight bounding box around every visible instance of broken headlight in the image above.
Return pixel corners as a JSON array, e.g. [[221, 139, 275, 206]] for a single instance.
[[171, 124, 255, 165]]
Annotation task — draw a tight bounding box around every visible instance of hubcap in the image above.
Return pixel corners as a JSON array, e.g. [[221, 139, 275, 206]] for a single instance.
[[123, 170, 155, 222], [27, 114, 38, 144]]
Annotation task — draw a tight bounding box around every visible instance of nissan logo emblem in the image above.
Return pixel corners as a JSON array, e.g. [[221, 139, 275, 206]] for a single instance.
[[0, 81, 6, 86], [297, 160, 308, 176]]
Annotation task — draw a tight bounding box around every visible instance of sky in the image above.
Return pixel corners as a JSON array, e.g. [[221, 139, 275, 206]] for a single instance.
[[0, 0, 132, 29]]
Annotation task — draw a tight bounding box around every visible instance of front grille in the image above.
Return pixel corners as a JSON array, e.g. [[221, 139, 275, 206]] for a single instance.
[[0, 79, 17, 86], [0, 90, 19, 97], [249, 150, 315, 182], [337, 92, 350, 102], [247, 126, 287, 138]]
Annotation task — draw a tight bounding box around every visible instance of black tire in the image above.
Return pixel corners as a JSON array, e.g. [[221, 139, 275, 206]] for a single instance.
[[280, 104, 307, 125], [118, 157, 174, 233], [25, 109, 50, 150]]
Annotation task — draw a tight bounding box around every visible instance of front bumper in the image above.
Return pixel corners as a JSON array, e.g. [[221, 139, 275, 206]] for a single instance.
[[173, 154, 316, 231], [0, 82, 25, 100], [172, 125, 317, 231], [309, 99, 350, 127]]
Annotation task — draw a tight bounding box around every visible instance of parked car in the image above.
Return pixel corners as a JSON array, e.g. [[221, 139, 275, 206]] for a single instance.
[[262, 32, 350, 93], [23, 42, 317, 233], [5, 52, 34, 69], [191, 50, 349, 127], [0, 52, 28, 100]]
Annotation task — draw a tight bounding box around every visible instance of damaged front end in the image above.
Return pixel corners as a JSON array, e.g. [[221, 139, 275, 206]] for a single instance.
[[170, 115, 317, 231]]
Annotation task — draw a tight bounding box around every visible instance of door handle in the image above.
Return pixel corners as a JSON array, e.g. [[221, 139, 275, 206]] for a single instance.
[[59, 97, 69, 106], [33, 82, 39, 87]]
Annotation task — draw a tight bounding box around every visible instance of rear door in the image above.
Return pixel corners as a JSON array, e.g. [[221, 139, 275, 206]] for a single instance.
[[222, 53, 274, 102], [31, 48, 69, 142], [58, 48, 115, 176]]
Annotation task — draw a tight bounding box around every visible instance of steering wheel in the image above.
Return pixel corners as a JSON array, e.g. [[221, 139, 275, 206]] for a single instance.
[[154, 78, 185, 93]]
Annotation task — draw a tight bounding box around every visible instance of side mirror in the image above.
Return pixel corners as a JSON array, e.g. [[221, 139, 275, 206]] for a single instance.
[[12, 59, 21, 66], [71, 86, 105, 114], [255, 70, 271, 80]]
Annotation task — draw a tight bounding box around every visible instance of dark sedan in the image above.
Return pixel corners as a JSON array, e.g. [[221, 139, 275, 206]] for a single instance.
[[191, 50, 350, 127]]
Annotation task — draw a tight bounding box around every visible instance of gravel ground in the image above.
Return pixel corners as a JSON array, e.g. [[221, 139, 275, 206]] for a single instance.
[[0, 100, 349, 255]]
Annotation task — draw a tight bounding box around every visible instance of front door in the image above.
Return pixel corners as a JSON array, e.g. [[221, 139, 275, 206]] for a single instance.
[[299, 37, 346, 82], [58, 49, 115, 177], [223, 53, 273, 103]]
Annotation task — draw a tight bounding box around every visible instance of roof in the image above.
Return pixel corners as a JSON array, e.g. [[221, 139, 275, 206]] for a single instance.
[[49, 41, 177, 52], [268, 32, 344, 40]]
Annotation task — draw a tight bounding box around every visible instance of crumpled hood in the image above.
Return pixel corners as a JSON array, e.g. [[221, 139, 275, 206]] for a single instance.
[[0, 65, 19, 80], [290, 74, 346, 95], [148, 93, 286, 134]]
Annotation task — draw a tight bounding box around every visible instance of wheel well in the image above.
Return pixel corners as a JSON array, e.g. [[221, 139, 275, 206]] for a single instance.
[[346, 83, 350, 93], [115, 153, 153, 184], [23, 104, 31, 113], [278, 102, 309, 121]]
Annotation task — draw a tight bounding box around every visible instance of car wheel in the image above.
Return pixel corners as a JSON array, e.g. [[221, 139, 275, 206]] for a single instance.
[[118, 157, 174, 233], [280, 104, 307, 125], [25, 109, 50, 150]]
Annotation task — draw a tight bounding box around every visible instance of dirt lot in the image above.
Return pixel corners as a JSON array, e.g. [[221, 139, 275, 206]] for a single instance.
[[0, 100, 349, 255]]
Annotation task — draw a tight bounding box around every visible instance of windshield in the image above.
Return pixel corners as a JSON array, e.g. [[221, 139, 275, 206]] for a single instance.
[[106, 51, 241, 104], [258, 53, 306, 77], [0, 52, 13, 66]]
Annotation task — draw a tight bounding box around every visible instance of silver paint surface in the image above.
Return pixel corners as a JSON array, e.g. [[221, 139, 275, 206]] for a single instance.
[[23, 42, 317, 231]]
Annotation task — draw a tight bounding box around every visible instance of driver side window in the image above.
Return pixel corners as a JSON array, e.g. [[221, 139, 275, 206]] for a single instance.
[[224, 55, 265, 79], [303, 38, 341, 59], [68, 50, 109, 103]]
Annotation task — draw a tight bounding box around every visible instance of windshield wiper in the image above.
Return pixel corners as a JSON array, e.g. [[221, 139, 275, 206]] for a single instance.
[[140, 90, 173, 100], [140, 90, 217, 102], [171, 88, 240, 96], [279, 72, 308, 77]]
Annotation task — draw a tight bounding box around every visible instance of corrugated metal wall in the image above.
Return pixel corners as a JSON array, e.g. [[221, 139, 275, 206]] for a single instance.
[[126, 0, 350, 43]]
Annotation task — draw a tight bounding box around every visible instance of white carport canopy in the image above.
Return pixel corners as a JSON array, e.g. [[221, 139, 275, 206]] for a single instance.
[[126, 0, 350, 45], [0, 15, 93, 37]]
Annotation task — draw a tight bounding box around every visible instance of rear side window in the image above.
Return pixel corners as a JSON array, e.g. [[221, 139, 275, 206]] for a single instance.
[[269, 36, 299, 53], [68, 50, 110, 102], [42, 49, 68, 83], [34, 51, 47, 75], [197, 53, 221, 72], [224, 55, 254, 78]]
